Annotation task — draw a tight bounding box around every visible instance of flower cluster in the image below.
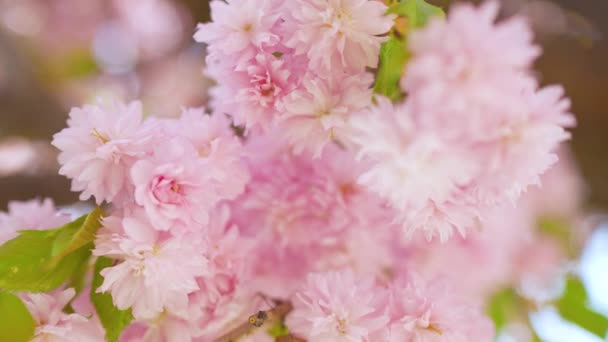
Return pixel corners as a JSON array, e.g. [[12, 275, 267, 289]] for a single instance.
[[350, 1, 574, 242], [0, 1, 579, 341], [196, 0, 394, 156], [52, 104, 252, 339]]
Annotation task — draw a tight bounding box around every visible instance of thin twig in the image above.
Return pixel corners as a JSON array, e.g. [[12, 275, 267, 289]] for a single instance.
[[214, 301, 294, 342]]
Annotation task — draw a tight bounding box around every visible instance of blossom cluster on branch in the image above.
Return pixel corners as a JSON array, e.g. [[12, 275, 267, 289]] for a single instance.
[[0, 1, 582, 342]]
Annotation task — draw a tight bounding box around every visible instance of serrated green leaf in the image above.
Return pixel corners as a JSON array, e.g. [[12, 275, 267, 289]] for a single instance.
[[91, 257, 133, 342], [0, 291, 36, 342], [373, 36, 409, 99], [0, 229, 91, 292], [388, 0, 445, 28], [556, 276, 608, 338]]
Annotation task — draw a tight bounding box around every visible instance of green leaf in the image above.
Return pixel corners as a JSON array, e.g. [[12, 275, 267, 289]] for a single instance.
[[486, 288, 518, 332], [91, 257, 133, 342], [388, 0, 445, 28], [0, 291, 36, 342], [556, 276, 608, 338], [0, 229, 91, 292], [373, 36, 409, 99], [49, 207, 104, 267], [267, 321, 290, 338]]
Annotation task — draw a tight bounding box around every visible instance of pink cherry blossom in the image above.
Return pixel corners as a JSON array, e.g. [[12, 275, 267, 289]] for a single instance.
[[286, 270, 389, 341], [227, 52, 300, 130], [387, 274, 494, 342], [93, 212, 207, 319], [21, 288, 104, 342], [0, 198, 70, 244], [402, 1, 540, 134], [52, 100, 156, 204], [281, 72, 373, 157], [194, 0, 281, 58], [284, 0, 394, 72]]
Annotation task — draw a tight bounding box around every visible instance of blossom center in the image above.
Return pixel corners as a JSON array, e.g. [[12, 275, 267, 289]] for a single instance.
[[90, 128, 110, 143]]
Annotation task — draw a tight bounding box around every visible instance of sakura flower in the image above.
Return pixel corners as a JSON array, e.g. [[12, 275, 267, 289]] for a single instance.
[[93, 212, 207, 319], [230, 52, 299, 130], [286, 270, 389, 341], [130, 139, 219, 231], [0, 198, 70, 245], [168, 108, 250, 199], [196, 205, 252, 311], [387, 275, 494, 342], [194, 0, 281, 59], [282, 72, 373, 157], [52, 101, 156, 204], [21, 288, 104, 342], [284, 0, 394, 72], [231, 140, 350, 247], [349, 97, 478, 241], [472, 84, 574, 205], [402, 1, 540, 137]]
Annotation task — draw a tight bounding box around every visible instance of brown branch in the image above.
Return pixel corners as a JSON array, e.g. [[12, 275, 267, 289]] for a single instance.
[[214, 301, 294, 342]]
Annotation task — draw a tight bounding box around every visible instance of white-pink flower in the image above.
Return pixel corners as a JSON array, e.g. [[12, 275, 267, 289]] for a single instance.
[[52, 101, 156, 204], [171, 108, 250, 199], [387, 274, 494, 342], [0, 198, 70, 245], [21, 288, 104, 342], [403, 1, 540, 136], [230, 52, 299, 130], [349, 97, 478, 241], [287, 270, 389, 341], [93, 212, 207, 319], [284, 0, 394, 72], [194, 0, 281, 58], [282, 72, 373, 157]]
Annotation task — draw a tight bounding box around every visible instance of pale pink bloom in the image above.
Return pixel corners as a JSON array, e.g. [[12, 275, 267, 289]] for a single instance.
[[194, 0, 281, 58], [52, 101, 155, 204], [130, 135, 232, 231], [169, 108, 250, 199], [472, 84, 573, 205], [349, 97, 478, 241], [21, 288, 105, 342], [287, 270, 389, 341], [231, 141, 351, 247], [397, 200, 480, 243], [122, 305, 203, 342], [284, 0, 394, 72], [230, 52, 298, 130], [404, 204, 535, 300], [402, 1, 540, 138], [0, 198, 70, 244], [282, 72, 373, 157], [93, 212, 207, 319], [195, 205, 252, 313], [387, 275, 494, 342]]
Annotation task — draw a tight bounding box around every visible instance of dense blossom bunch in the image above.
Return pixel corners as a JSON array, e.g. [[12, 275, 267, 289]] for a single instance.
[[0, 1, 581, 341]]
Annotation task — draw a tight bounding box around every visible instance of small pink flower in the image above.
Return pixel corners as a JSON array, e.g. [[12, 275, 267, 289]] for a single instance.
[[21, 288, 105, 342], [387, 274, 494, 342], [52, 101, 156, 204], [284, 0, 394, 72], [93, 212, 207, 319], [194, 0, 281, 58], [287, 270, 389, 341], [0, 198, 70, 244], [129, 138, 208, 230], [281, 72, 373, 157]]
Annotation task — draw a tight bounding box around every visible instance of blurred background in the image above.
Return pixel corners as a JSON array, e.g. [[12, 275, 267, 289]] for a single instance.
[[0, 0, 606, 341]]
